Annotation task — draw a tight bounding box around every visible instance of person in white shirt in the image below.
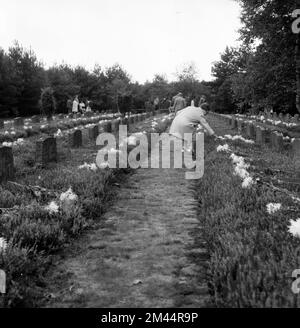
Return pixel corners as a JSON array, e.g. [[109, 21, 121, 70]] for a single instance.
[[169, 104, 216, 151], [72, 96, 79, 113]]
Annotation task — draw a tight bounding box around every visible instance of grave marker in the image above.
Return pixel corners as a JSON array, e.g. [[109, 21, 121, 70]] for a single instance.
[[88, 125, 99, 140], [14, 117, 24, 127], [0, 146, 15, 182], [69, 130, 82, 148], [36, 137, 57, 165]]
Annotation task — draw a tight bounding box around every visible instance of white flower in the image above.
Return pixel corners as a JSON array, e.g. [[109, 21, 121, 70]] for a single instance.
[[2, 142, 12, 147], [90, 163, 97, 171], [126, 136, 137, 146], [0, 237, 8, 253], [54, 129, 63, 137], [216, 144, 230, 152], [242, 176, 254, 188], [98, 162, 109, 169], [60, 187, 78, 203], [108, 148, 121, 154], [289, 219, 300, 238], [266, 203, 282, 214], [234, 165, 249, 179], [45, 201, 59, 214], [230, 153, 244, 164]]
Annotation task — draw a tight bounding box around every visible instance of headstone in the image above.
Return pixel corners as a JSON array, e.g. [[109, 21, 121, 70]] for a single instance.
[[46, 116, 53, 122], [291, 138, 300, 168], [69, 130, 82, 148], [14, 117, 24, 127], [246, 123, 256, 139], [0, 270, 6, 294], [88, 125, 99, 140], [231, 118, 238, 130], [31, 115, 40, 123], [271, 132, 284, 151], [121, 117, 128, 126], [0, 119, 4, 129], [102, 121, 112, 133], [278, 113, 283, 121], [36, 137, 57, 165], [293, 114, 299, 124], [285, 114, 291, 122], [128, 116, 134, 125], [237, 120, 245, 134], [256, 126, 267, 145], [111, 119, 120, 132], [58, 114, 64, 119], [0, 146, 15, 182]]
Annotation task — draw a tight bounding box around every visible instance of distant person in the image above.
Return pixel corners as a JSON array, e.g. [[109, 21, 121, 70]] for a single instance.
[[86, 100, 92, 112], [154, 97, 159, 111], [67, 99, 72, 113], [79, 100, 86, 113], [174, 93, 187, 115], [72, 96, 79, 113], [199, 95, 208, 108]]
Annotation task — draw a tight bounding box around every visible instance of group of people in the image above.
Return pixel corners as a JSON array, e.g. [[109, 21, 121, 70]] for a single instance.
[[67, 96, 93, 114]]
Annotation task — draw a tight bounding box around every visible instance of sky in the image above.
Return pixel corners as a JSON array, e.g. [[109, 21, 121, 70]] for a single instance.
[[0, 0, 242, 83]]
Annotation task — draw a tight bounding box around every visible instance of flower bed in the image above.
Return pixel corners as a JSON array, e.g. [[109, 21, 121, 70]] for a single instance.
[[193, 115, 300, 307]]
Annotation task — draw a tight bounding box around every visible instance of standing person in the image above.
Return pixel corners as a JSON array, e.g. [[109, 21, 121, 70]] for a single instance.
[[154, 97, 159, 111], [199, 95, 208, 107], [86, 100, 92, 112], [174, 93, 187, 116], [67, 98, 72, 114], [79, 100, 86, 113], [72, 96, 79, 114]]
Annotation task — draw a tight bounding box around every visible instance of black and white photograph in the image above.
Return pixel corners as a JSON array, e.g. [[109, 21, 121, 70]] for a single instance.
[[0, 0, 300, 316]]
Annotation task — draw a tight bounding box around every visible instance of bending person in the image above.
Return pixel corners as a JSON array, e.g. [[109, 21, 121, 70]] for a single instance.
[[169, 105, 216, 150]]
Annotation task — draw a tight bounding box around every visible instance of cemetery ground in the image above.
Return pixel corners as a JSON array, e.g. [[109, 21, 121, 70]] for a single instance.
[[39, 115, 300, 308], [0, 112, 300, 307]]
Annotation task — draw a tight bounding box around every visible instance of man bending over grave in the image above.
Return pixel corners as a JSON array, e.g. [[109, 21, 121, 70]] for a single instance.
[[169, 104, 216, 151]]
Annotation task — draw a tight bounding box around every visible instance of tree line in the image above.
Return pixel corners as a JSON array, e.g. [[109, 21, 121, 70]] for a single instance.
[[210, 0, 300, 115], [0, 43, 210, 118]]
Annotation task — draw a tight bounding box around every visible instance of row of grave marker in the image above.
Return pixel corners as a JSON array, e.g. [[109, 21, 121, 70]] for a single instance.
[[210, 112, 300, 166], [0, 110, 155, 130], [256, 111, 299, 124], [0, 112, 154, 183]]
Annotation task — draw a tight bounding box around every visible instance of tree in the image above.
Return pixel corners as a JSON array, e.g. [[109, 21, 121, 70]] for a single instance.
[[47, 64, 79, 113], [8, 42, 45, 115], [235, 0, 297, 113], [40, 87, 56, 118]]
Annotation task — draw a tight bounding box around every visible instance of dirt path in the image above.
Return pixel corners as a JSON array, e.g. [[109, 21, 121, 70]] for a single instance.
[[45, 138, 210, 308]]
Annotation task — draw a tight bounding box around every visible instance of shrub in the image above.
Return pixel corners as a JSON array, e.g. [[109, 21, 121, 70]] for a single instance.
[[40, 87, 56, 118]]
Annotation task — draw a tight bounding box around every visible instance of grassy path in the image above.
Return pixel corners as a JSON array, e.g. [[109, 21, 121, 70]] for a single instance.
[[45, 137, 210, 308]]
